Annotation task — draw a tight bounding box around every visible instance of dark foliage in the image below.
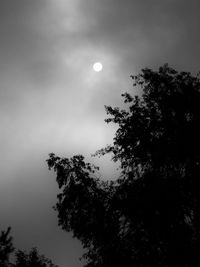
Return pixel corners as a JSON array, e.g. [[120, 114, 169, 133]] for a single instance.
[[0, 228, 59, 267], [14, 247, 59, 267], [0, 227, 14, 267], [47, 64, 200, 266]]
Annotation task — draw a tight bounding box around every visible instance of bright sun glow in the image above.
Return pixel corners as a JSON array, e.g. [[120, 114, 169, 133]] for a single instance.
[[93, 62, 103, 72]]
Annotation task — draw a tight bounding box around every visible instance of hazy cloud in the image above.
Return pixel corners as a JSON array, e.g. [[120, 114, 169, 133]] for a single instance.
[[1, 0, 200, 266]]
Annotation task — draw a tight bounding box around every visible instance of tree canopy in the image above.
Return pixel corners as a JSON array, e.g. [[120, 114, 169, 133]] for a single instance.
[[47, 64, 200, 266]]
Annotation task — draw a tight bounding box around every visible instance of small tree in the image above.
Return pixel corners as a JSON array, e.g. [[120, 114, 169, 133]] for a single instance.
[[0, 227, 14, 267], [47, 64, 200, 266], [14, 247, 59, 267]]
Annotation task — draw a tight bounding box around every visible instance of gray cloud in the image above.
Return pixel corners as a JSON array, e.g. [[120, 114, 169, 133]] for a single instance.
[[78, 0, 200, 71]]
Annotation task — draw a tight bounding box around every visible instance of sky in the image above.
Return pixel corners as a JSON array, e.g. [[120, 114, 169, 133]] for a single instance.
[[0, 0, 200, 266]]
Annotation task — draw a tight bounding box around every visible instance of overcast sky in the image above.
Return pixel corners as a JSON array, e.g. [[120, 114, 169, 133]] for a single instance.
[[1, 0, 200, 266]]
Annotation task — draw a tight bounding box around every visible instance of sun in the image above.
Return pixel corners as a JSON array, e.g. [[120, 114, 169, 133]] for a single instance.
[[93, 62, 103, 72]]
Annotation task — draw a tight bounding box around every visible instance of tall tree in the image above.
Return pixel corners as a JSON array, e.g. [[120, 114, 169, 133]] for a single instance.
[[47, 64, 200, 266]]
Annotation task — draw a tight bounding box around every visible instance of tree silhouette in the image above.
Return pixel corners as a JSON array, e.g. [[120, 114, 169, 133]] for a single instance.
[[14, 247, 59, 267], [0, 227, 59, 267], [0, 227, 14, 267], [47, 64, 200, 266]]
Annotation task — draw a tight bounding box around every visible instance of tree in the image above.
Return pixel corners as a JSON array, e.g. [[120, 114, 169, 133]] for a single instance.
[[0, 227, 14, 267], [14, 247, 59, 267], [0, 227, 59, 267], [47, 64, 200, 266]]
